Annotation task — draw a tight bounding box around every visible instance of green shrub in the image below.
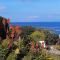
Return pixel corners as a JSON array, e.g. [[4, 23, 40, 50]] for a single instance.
[[6, 52, 16, 60]]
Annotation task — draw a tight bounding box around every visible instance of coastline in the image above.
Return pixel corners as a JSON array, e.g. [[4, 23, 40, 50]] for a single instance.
[[10, 22, 60, 34]]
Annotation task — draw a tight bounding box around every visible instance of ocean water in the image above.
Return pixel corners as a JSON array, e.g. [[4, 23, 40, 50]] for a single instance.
[[10, 22, 60, 34]]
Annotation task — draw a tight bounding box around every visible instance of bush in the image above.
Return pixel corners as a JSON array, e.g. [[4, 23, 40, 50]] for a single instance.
[[20, 47, 28, 55], [6, 52, 16, 60]]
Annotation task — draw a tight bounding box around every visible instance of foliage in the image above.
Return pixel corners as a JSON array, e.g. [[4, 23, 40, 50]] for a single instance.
[[0, 16, 3, 22], [0, 43, 8, 60], [20, 47, 28, 55], [30, 30, 45, 42], [2, 39, 9, 49], [6, 52, 16, 60], [29, 48, 54, 60], [19, 38, 31, 55], [0, 24, 59, 60], [44, 30, 59, 45], [0, 16, 9, 40], [21, 26, 35, 38]]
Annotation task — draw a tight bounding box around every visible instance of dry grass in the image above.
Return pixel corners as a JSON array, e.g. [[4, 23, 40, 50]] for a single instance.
[[52, 45, 60, 51], [49, 54, 60, 60]]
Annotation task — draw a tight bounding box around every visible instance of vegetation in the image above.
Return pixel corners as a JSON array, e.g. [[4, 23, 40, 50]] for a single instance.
[[0, 16, 59, 60], [30, 30, 45, 42], [44, 30, 59, 45], [53, 45, 60, 51]]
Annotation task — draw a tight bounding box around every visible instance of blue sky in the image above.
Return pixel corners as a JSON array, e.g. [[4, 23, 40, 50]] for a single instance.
[[0, 0, 60, 22]]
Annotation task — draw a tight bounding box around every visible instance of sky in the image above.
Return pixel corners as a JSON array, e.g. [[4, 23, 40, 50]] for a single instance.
[[0, 0, 60, 22]]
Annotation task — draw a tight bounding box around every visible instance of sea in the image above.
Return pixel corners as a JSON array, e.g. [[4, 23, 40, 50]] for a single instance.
[[10, 22, 60, 35]]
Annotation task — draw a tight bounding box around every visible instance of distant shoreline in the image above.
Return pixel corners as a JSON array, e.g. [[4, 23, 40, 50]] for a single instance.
[[10, 22, 60, 34]]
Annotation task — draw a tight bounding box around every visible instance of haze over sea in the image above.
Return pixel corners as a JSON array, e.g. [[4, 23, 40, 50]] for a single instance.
[[10, 22, 60, 35]]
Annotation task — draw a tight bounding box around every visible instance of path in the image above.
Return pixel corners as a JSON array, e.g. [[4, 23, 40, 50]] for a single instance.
[[47, 46, 60, 55]]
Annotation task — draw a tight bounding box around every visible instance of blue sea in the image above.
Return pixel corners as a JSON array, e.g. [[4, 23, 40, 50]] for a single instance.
[[10, 22, 60, 34]]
